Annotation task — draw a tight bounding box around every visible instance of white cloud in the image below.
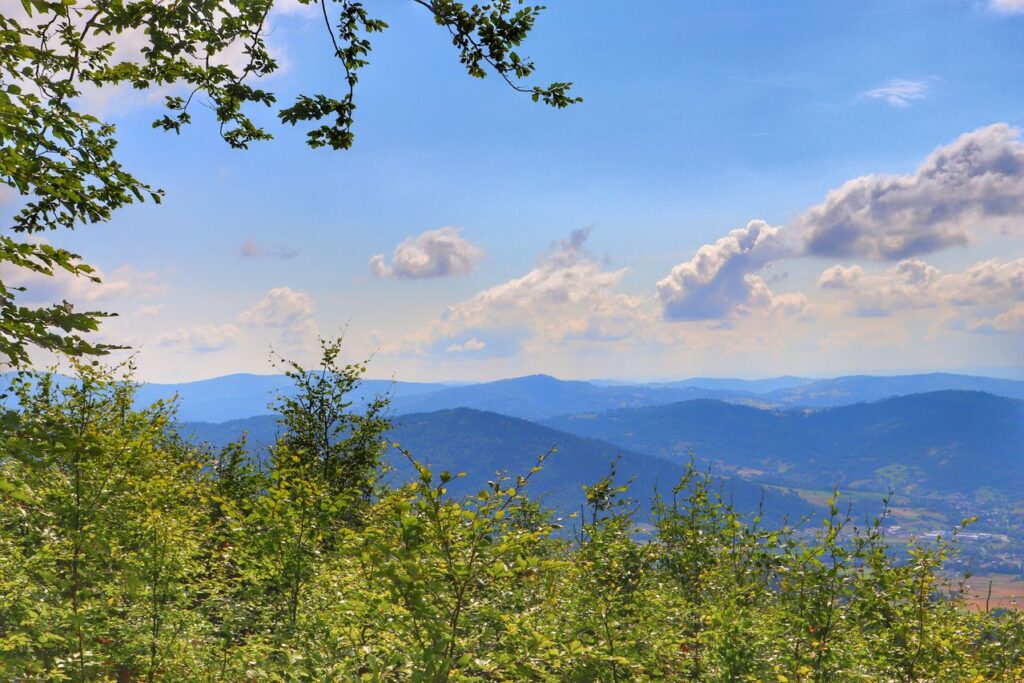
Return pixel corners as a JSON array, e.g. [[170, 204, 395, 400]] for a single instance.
[[800, 124, 1024, 260], [272, 0, 319, 16], [370, 227, 484, 280], [967, 303, 1024, 333], [746, 280, 811, 319], [656, 220, 800, 320], [818, 264, 864, 290], [390, 229, 648, 356], [862, 79, 929, 108], [817, 257, 1024, 318], [146, 286, 321, 362], [653, 124, 1024, 326], [0, 260, 165, 306], [0, 0, 290, 116], [155, 324, 239, 353], [942, 257, 1024, 305], [991, 0, 1024, 14], [238, 286, 320, 351], [445, 337, 486, 353], [83, 266, 165, 302], [239, 287, 315, 327]]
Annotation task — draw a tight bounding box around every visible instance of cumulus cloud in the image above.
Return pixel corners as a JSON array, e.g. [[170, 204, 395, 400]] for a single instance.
[[370, 227, 484, 279], [390, 229, 647, 356], [991, 0, 1024, 14], [818, 264, 864, 290], [438, 229, 639, 339], [80, 266, 165, 302], [239, 286, 315, 327], [800, 124, 1024, 260], [150, 286, 321, 360], [862, 79, 929, 108], [654, 124, 1024, 324], [746, 281, 811, 319], [967, 303, 1024, 333], [155, 324, 239, 353], [445, 337, 487, 353], [240, 238, 299, 260], [655, 220, 802, 320], [0, 260, 165, 306], [817, 257, 1024, 318], [239, 286, 319, 350]]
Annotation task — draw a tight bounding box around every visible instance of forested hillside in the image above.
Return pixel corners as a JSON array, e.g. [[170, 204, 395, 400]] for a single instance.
[[184, 408, 817, 524], [544, 391, 1024, 499]]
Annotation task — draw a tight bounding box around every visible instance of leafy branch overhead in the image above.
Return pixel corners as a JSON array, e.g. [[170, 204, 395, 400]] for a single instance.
[[0, 0, 578, 366]]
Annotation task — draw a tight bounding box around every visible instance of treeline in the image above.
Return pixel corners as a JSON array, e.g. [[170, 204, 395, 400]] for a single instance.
[[1, 342, 1023, 681]]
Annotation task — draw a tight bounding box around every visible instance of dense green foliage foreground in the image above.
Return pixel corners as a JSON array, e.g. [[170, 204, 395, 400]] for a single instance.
[[2, 348, 1024, 681]]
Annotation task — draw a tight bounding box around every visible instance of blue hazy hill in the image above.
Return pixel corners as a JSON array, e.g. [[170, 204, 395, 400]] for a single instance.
[[133, 374, 449, 423], [763, 373, 1024, 407], [386, 374, 753, 420]]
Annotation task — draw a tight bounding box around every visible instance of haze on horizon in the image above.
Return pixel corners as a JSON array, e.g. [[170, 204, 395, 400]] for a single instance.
[[3, 0, 1023, 383]]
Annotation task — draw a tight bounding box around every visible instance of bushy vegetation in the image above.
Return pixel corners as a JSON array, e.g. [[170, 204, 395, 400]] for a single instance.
[[2, 343, 1022, 681]]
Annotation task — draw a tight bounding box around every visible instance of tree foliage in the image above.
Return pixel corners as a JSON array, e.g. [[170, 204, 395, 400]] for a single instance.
[[0, 0, 578, 368], [1, 343, 1023, 681]]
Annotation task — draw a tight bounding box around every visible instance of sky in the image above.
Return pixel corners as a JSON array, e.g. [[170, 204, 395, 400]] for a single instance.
[[4, 0, 1024, 382]]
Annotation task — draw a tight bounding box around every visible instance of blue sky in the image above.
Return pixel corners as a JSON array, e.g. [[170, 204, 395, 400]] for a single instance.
[[6, 0, 1024, 381]]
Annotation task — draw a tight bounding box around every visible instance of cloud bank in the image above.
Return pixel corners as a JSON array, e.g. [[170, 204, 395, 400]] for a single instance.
[[0, 259, 164, 307], [156, 324, 239, 353], [157, 286, 320, 356], [967, 303, 1024, 333], [656, 124, 1024, 323], [817, 257, 1024, 318], [391, 228, 646, 356]]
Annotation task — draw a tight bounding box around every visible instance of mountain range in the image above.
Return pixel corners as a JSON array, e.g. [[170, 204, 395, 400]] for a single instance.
[[14, 369, 1019, 534], [181, 386, 1024, 529], [543, 390, 1024, 501], [136, 371, 1024, 422]]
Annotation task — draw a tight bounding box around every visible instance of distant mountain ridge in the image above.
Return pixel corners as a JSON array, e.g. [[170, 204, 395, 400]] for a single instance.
[[132, 374, 449, 423], [649, 376, 815, 394], [117, 371, 1024, 422], [760, 373, 1024, 407], [386, 374, 753, 420]]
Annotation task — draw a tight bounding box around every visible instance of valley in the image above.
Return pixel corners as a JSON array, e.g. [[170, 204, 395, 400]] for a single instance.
[[180, 372, 1024, 577]]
